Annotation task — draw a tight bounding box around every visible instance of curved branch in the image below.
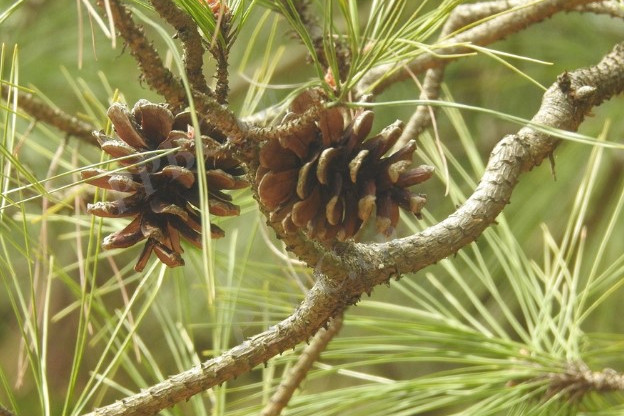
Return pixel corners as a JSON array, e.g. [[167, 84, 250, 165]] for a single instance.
[[85, 38, 624, 416], [0, 404, 16, 416], [356, 0, 602, 96], [399, 0, 624, 147], [576, 1, 624, 17], [399, 0, 528, 147], [85, 274, 349, 416]]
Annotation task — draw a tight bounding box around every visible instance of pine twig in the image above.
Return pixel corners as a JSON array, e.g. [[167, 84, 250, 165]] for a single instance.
[[400, 0, 623, 147], [100, 1, 247, 142], [1, 83, 97, 145], [356, 0, 603, 96], [261, 311, 345, 416], [0, 404, 16, 416], [209, 6, 232, 104], [84, 38, 624, 416], [547, 363, 624, 401], [149, 0, 212, 96], [293, 0, 324, 63], [213, 42, 230, 104], [101, 0, 187, 110], [399, 0, 515, 147]]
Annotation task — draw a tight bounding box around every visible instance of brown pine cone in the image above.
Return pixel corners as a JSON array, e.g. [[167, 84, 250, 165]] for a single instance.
[[83, 100, 247, 272], [256, 91, 434, 242]]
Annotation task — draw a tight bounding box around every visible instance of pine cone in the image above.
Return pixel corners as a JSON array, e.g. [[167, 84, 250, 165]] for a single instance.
[[256, 91, 434, 242], [83, 100, 247, 272]]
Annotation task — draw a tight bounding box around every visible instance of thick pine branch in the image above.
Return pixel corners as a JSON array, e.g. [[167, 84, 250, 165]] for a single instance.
[[85, 39, 624, 416]]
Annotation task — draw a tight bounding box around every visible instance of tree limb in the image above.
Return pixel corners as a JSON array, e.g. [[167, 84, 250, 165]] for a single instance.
[[356, 0, 604, 97], [149, 0, 212, 96], [84, 37, 624, 416], [102, 0, 187, 110], [1, 83, 97, 145], [576, 0, 624, 18], [399, 0, 624, 147], [0, 404, 16, 416]]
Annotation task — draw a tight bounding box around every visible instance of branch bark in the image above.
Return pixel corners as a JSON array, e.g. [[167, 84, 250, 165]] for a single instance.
[[149, 0, 212, 96], [1, 84, 97, 145], [103, 0, 187, 110], [547, 363, 624, 400], [84, 38, 624, 416], [261, 311, 345, 416]]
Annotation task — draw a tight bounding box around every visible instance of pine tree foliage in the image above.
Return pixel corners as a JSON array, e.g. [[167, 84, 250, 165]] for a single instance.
[[1, 1, 624, 416]]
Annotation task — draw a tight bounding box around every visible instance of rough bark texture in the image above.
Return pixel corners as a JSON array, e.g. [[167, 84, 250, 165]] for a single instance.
[[104, 0, 187, 109], [1, 84, 97, 145], [149, 0, 212, 96], [260, 312, 345, 416]]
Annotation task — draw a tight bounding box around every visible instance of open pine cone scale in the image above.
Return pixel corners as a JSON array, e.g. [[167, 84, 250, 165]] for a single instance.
[[82, 100, 248, 272], [257, 91, 434, 243]]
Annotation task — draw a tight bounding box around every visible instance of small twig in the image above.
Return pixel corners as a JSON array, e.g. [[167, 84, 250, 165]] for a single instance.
[[1, 83, 97, 146], [547, 363, 624, 401], [398, 67, 446, 148], [398, 0, 515, 148], [356, 0, 603, 96], [261, 311, 345, 416], [213, 44, 230, 104], [247, 102, 323, 143], [149, 0, 212, 96], [191, 91, 248, 142], [102, 0, 187, 110], [0, 404, 16, 416], [293, 0, 324, 63], [101, 1, 248, 142], [293, 0, 350, 83], [206, 5, 233, 105]]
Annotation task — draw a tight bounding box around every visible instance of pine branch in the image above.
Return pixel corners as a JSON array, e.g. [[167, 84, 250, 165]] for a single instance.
[[101, 0, 187, 110], [0, 83, 97, 145], [209, 6, 232, 104], [576, 0, 624, 17], [149, 0, 213, 96], [398, 0, 544, 147], [84, 38, 624, 416], [0, 404, 16, 416], [261, 311, 345, 416], [356, 0, 604, 97], [100, 0, 250, 141], [400, 0, 624, 146], [292, 0, 349, 78], [547, 363, 624, 401]]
